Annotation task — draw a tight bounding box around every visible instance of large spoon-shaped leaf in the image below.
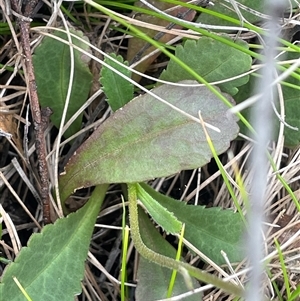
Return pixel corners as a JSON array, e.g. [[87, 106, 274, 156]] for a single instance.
[[59, 81, 239, 202]]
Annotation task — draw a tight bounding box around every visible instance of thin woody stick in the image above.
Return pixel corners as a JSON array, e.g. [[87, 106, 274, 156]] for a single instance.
[[10, 0, 51, 224]]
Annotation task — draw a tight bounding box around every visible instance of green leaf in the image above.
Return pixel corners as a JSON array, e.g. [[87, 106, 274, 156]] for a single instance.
[[197, 0, 265, 27], [136, 208, 201, 301], [100, 53, 134, 111], [140, 183, 245, 265], [232, 74, 254, 138], [160, 37, 251, 96], [59, 81, 239, 202], [290, 285, 300, 301], [235, 53, 300, 148], [33, 30, 93, 138], [277, 52, 300, 147], [0, 184, 108, 301], [136, 183, 182, 234], [197, 1, 298, 30]]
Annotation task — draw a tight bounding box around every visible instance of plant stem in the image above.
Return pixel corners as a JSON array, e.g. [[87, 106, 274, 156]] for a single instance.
[[127, 183, 245, 297]]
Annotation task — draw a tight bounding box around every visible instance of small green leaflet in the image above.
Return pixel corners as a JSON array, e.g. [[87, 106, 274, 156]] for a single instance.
[[100, 53, 134, 112], [136, 183, 182, 234]]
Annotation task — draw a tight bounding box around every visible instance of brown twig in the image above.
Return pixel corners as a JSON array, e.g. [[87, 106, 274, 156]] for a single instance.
[[10, 0, 51, 224]]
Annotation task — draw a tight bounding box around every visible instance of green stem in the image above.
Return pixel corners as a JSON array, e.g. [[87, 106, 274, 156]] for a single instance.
[[127, 183, 245, 297]]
